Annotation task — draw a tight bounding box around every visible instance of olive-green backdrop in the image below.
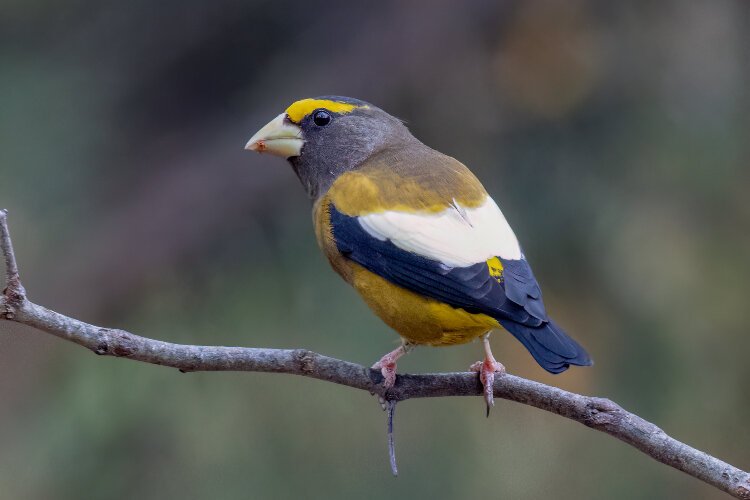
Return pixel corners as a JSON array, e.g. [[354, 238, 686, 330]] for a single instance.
[[1, 1, 748, 498]]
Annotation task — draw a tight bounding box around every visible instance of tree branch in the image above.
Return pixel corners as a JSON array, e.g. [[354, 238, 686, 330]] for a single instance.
[[1, 209, 748, 499]]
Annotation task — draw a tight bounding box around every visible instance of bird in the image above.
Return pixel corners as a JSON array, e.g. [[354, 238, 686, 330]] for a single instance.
[[245, 96, 592, 413]]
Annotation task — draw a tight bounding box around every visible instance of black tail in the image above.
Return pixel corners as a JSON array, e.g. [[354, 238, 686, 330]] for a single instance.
[[498, 319, 592, 374]]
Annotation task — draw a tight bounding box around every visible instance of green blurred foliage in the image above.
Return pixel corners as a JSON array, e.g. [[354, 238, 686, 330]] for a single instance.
[[1, 0, 748, 498]]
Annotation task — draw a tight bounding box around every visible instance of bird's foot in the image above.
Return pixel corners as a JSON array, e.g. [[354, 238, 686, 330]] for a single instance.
[[372, 344, 409, 390], [372, 355, 399, 390], [372, 361, 396, 412], [372, 344, 409, 410], [470, 357, 506, 416]]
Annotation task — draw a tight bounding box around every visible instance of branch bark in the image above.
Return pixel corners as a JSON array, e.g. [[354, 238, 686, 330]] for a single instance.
[[1, 209, 748, 499]]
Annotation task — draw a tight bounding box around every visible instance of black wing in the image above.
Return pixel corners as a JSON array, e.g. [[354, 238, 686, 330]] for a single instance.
[[329, 205, 592, 373]]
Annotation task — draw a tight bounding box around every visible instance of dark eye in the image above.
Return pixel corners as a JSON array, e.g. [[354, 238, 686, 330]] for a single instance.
[[313, 110, 331, 127]]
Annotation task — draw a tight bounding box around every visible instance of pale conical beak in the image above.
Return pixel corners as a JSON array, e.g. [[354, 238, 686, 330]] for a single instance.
[[245, 113, 304, 158]]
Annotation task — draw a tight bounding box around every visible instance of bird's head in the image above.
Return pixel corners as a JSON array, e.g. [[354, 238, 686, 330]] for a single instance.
[[246, 96, 415, 199]]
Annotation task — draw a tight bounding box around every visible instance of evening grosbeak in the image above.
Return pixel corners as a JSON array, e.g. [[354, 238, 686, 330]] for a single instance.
[[246, 97, 592, 412]]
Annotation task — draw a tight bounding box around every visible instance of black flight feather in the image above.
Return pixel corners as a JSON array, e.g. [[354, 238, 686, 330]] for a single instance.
[[329, 204, 592, 374]]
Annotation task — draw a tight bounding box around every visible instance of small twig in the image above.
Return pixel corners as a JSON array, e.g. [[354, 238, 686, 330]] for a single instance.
[[387, 400, 398, 476], [0, 212, 748, 498], [0, 210, 20, 281], [0, 209, 26, 318]]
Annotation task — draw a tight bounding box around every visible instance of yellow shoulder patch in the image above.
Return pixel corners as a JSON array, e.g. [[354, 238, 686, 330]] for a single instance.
[[329, 171, 455, 215], [487, 257, 504, 283], [327, 164, 488, 216], [285, 98, 362, 123]]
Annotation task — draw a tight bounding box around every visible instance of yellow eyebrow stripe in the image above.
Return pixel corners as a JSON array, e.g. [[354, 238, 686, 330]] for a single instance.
[[285, 98, 361, 123]]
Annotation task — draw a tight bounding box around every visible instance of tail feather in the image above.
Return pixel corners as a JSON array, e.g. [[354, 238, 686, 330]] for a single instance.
[[498, 319, 592, 374]]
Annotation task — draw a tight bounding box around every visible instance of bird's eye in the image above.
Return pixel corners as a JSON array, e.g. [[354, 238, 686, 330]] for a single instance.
[[313, 110, 332, 127]]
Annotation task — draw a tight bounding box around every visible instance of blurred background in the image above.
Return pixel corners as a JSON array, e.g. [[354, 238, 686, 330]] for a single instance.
[[1, 0, 748, 498]]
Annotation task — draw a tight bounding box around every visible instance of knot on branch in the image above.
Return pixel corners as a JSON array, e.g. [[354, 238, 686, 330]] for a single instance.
[[584, 397, 667, 440], [584, 397, 623, 427], [93, 328, 137, 357], [734, 478, 750, 500], [293, 349, 316, 374], [2, 276, 26, 319]]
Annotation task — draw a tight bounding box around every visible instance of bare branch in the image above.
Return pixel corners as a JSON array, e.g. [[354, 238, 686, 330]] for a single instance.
[[1, 211, 748, 499], [0, 209, 25, 318]]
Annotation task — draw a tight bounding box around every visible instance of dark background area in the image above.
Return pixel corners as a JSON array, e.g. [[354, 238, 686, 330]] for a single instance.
[[1, 1, 748, 498]]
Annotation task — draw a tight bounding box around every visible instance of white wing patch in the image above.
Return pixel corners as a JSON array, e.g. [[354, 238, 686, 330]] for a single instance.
[[357, 196, 522, 267]]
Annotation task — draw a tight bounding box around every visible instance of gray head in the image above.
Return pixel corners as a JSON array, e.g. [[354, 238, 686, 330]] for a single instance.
[[246, 96, 417, 199]]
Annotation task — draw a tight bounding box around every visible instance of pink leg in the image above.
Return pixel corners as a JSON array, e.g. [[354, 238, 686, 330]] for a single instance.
[[470, 334, 506, 416], [372, 344, 409, 389]]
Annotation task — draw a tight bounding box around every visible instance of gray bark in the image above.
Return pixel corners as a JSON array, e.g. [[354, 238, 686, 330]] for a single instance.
[[1, 209, 748, 499]]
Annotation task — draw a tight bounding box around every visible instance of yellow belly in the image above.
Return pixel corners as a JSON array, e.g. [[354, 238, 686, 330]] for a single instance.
[[312, 197, 497, 346], [350, 264, 499, 346]]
